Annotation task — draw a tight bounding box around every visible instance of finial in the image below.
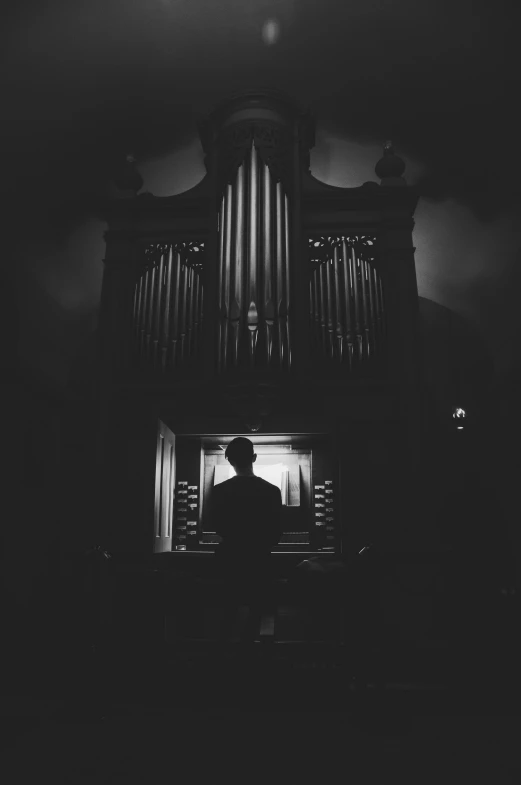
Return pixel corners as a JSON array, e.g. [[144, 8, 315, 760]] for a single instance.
[[375, 141, 406, 186]]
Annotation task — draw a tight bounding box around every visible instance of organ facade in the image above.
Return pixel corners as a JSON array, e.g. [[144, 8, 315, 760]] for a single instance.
[[98, 90, 423, 562]]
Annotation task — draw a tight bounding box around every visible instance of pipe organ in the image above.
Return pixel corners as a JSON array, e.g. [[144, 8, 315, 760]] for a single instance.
[[100, 90, 423, 560], [217, 141, 291, 372], [132, 241, 205, 373], [309, 236, 385, 369]]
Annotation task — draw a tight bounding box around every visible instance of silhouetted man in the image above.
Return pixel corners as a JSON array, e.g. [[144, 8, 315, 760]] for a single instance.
[[211, 437, 283, 643]]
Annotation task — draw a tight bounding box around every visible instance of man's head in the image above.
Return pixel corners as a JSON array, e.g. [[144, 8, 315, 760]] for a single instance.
[[225, 437, 257, 470]]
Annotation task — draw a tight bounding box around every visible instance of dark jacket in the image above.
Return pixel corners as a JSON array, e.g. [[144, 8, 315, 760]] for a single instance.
[[210, 475, 283, 564]]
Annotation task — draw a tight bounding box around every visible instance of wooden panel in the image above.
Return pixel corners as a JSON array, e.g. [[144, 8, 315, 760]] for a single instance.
[[153, 420, 175, 554]]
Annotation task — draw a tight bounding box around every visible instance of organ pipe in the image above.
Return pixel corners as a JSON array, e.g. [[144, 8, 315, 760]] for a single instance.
[[146, 264, 155, 360], [262, 161, 274, 365], [325, 258, 334, 359], [152, 251, 164, 369], [341, 240, 354, 370], [333, 247, 343, 361], [309, 237, 382, 371], [194, 272, 202, 357], [217, 196, 225, 372], [192, 267, 199, 355], [360, 256, 370, 359], [186, 266, 194, 359], [161, 247, 173, 373], [366, 258, 376, 357], [247, 142, 259, 365], [284, 194, 291, 369], [138, 268, 146, 359], [213, 141, 293, 373], [351, 247, 363, 361], [231, 162, 245, 366], [171, 250, 181, 366], [132, 242, 204, 374], [222, 184, 233, 371], [179, 262, 189, 362], [319, 261, 327, 354], [275, 181, 286, 367], [313, 263, 320, 354]]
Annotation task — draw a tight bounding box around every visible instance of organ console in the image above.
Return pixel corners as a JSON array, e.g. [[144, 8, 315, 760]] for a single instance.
[[99, 89, 422, 566]]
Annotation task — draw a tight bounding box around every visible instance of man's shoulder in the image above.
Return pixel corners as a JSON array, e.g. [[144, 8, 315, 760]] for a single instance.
[[213, 478, 235, 495], [255, 477, 282, 499], [214, 475, 281, 499]]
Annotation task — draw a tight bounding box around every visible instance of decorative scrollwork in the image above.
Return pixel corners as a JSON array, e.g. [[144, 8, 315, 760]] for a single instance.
[[308, 235, 377, 266], [142, 240, 205, 273]]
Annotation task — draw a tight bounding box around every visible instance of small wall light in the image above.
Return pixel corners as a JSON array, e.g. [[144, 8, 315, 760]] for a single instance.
[[453, 406, 467, 430]]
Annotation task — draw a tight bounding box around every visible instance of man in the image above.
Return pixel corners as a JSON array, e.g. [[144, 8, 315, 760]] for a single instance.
[[211, 437, 283, 642]]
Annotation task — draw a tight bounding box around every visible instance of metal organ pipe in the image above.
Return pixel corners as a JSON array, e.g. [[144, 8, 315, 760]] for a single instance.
[[214, 145, 292, 373], [232, 162, 245, 366], [247, 142, 259, 365], [196, 269, 203, 356], [366, 258, 376, 357], [275, 181, 286, 367], [333, 246, 343, 361], [171, 250, 181, 366], [152, 251, 165, 369], [161, 247, 173, 373], [142, 267, 151, 360], [318, 264, 327, 354], [222, 184, 233, 371], [131, 242, 205, 374], [314, 267, 320, 354], [217, 195, 225, 372], [350, 247, 363, 361], [360, 256, 370, 359], [145, 264, 155, 360], [309, 237, 383, 371], [186, 265, 194, 359], [341, 240, 354, 370], [284, 194, 291, 368], [325, 258, 334, 359], [262, 161, 274, 365], [136, 273, 145, 354], [179, 259, 189, 363]]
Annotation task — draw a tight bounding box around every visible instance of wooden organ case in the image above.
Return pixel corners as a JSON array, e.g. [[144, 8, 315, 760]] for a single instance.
[[98, 91, 422, 563]]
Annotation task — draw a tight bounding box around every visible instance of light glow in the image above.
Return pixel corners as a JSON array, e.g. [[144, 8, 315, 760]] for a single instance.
[[261, 18, 280, 46]]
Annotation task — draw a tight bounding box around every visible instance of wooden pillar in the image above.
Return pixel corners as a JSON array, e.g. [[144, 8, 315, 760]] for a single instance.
[[98, 232, 140, 384], [291, 114, 310, 376], [201, 155, 220, 382], [378, 207, 423, 476], [95, 228, 140, 497]]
